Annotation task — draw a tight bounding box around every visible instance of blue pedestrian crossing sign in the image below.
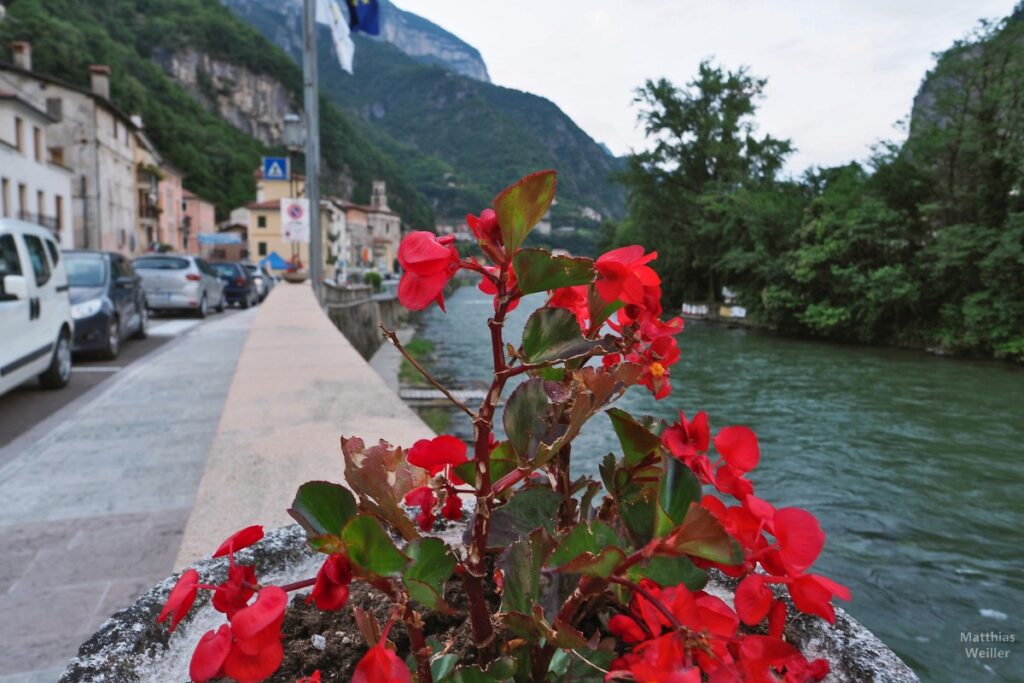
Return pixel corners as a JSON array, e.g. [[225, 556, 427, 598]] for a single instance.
[[262, 156, 290, 181]]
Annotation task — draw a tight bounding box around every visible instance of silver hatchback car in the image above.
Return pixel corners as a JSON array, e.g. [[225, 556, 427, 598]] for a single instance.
[[133, 254, 225, 318]]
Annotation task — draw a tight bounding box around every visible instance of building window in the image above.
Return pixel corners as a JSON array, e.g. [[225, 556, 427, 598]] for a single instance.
[[46, 98, 63, 122], [14, 117, 23, 153], [37, 190, 44, 219], [258, 241, 267, 256], [18, 183, 26, 216], [257, 215, 267, 228], [33, 127, 42, 162], [55, 195, 64, 234], [1, 178, 8, 217]]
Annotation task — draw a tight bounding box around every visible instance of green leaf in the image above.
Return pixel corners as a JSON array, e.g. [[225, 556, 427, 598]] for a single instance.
[[288, 481, 358, 539], [588, 286, 625, 329], [431, 653, 460, 682], [627, 555, 708, 590], [503, 379, 568, 462], [659, 503, 743, 565], [489, 487, 564, 547], [549, 521, 620, 567], [549, 648, 617, 682], [403, 538, 456, 611], [655, 457, 702, 537], [557, 546, 627, 578], [498, 529, 554, 614], [453, 441, 516, 487], [341, 515, 409, 576], [512, 248, 595, 295], [493, 170, 557, 252], [449, 658, 516, 683], [521, 307, 612, 365], [607, 408, 663, 465]]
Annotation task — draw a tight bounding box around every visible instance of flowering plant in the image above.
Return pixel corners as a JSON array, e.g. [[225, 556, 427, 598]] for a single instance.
[[161, 171, 849, 682]]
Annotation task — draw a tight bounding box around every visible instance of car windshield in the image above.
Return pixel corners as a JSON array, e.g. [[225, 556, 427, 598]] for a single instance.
[[211, 263, 238, 278], [244, 265, 260, 276], [134, 256, 189, 270], [65, 254, 107, 287]]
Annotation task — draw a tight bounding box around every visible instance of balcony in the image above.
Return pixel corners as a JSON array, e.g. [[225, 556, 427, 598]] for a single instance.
[[17, 211, 58, 231]]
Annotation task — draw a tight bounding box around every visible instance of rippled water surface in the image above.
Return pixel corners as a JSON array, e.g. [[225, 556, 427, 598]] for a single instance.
[[414, 287, 1024, 681]]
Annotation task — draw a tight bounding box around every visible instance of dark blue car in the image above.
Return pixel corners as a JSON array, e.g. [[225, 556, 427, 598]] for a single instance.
[[65, 250, 148, 358], [209, 261, 259, 308]]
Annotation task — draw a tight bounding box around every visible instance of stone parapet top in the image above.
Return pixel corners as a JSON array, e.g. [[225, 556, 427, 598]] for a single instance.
[[175, 283, 433, 567]]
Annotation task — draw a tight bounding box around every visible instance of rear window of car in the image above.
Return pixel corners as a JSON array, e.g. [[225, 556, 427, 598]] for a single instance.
[[210, 263, 239, 277], [134, 256, 189, 270], [65, 253, 108, 287]]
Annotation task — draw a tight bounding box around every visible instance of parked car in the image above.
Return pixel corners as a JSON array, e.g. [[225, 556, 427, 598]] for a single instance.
[[209, 262, 258, 308], [0, 218, 73, 396], [133, 254, 224, 318], [242, 262, 275, 302], [64, 250, 148, 358]]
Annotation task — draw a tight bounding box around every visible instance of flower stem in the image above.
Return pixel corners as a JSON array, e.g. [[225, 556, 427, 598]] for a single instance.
[[379, 324, 476, 418]]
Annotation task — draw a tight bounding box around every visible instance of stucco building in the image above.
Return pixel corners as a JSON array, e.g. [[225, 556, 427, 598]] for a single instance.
[[342, 181, 401, 275], [182, 189, 216, 254]]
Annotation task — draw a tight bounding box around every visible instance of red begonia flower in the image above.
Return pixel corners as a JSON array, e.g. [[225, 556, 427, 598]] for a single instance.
[[631, 335, 680, 399], [190, 624, 232, 682], [157, 568, 199, 633], [595, 245, 660, 305], [309, 554, 352, 610], [772, 508, 824, 575], [768, 597, 788, 639], [713, 463, 754, 499], [397, 231, 459, 311], [213, 563, 257, 617], [466, 208, 500, 243], [213, 525, 264, 558], [298, 672, 322, 683], [222, 636, 284, 683], [713, 426, 760, 475], [478, 265, 519, 312], [231, 586, 287, 642], [403, 486, 437, 531], [662, 410, 710, 458], [626, 658, 701, 683], [789, 574, 851, 624], [735, 574, 774, 626], [407, 435, 468, 482], [441, 490, 463, 521], [550, 285, 590, 330], [609, 613, 647, 644], [352, 638, 412, 683]]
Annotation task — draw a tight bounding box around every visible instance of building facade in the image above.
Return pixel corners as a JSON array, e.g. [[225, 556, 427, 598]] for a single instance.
[[2, 44, 138, 254], [0, 91, 73, 246], [342, 181, 401, 275], [182, 189, 216, 255]]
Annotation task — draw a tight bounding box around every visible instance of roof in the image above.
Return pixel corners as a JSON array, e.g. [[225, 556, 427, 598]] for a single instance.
[[0, 91, 55, 122], [0, 60, 139, 131], [336, 199, 398, 217], [245, 199, 280, 210]]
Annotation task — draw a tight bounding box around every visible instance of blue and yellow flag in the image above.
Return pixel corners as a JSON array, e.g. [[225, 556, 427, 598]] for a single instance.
[[346, 0, 380, 35]]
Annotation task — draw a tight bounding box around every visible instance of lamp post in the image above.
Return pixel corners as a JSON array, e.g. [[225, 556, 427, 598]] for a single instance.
[[282, 113, 304, 269], [302, 0, 322, 300]]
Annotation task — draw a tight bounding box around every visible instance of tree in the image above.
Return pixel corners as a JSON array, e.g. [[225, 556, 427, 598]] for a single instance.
[[620, 61, 794, 307]]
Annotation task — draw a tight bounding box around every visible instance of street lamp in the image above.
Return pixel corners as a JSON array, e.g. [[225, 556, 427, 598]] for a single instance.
[[283, 114, 304, 153]]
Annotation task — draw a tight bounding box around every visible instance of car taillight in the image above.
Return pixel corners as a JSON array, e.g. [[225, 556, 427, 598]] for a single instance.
[[234, 277, 245, 286], [186, 273, 201, 281]]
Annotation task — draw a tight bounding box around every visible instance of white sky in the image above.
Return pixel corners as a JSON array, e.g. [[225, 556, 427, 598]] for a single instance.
[[393, 0, 1019, 173]]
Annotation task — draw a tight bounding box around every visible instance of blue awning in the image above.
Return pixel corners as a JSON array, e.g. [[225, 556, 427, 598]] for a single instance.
[[197, 232, 242, 245], [260, 251, 292, 270]]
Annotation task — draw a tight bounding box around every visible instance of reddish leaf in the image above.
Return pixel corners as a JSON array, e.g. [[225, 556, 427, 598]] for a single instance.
[[493, 170, 557, 252]]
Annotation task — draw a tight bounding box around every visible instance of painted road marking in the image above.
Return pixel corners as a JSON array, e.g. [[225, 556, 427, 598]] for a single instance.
[[148, 320, 202, 337], [71, 366, 124, 373]]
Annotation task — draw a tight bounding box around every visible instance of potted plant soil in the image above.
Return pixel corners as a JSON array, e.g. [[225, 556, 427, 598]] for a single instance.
[[63, 171, 920, 683]]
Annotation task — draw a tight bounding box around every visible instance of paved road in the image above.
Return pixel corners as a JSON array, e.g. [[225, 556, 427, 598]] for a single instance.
[[0, 307, 256, 682], [0, 312, 238, 452]]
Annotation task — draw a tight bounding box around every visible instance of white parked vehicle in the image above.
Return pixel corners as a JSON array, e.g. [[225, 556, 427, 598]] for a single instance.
[[0, 218, 74, 397], [133, 254, 225, 318]]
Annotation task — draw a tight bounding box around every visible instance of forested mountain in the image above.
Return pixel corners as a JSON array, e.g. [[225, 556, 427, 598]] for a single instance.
[[617, 7, 1024, 360], [222, 0, 625, 224], [0, 0, 434, 226]]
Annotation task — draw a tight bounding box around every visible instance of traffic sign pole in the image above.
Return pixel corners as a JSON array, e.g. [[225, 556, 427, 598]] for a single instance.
[[303, 0, 322, 300]]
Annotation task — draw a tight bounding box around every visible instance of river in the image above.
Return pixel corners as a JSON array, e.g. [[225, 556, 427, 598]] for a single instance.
[[413, 286, 1023, 682]]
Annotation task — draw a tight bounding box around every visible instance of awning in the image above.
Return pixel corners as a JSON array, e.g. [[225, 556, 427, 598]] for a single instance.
[[197, 232, 242, 245], [260, 251, 292, 270]]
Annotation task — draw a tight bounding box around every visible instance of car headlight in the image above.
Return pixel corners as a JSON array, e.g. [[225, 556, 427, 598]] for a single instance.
[[71, 298, 104, 320]]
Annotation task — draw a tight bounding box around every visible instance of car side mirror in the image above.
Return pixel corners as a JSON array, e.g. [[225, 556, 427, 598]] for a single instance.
[[3, 274, 28, 300]]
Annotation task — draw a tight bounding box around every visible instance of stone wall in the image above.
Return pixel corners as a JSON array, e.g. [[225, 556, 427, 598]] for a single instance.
[[323, 283, 405, 359]]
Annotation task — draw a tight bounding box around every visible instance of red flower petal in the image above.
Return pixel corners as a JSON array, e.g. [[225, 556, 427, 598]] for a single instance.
[[789, 574, 836, 623], [735, 574, 773, 626], [157, 568, 199, 632], [397, 231, 455, 276], [309, 554, 352, 611], [222, 635, 284, 683], [773, 508, 824, 575], [441, 492, 463, 521], [189, 624, 232, 682], [352, 641, 412, 683], [398, 270, 451, 311], [403, 486, 437, 531], [213, 525, 264, 558], [407, 435, 468, 477], [713, 426, 759, 475], [213, 564, 257, 617], [298, 672, 322, 683], [231, 586, 287, 641], [609, 614, 647, 644], [768, 598, 787, 639]]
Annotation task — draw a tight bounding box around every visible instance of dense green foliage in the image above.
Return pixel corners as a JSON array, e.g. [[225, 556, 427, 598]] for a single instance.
[[620, 12, 1024, 360], [223, 1, 625, 223], [0, 0, 433, 225]]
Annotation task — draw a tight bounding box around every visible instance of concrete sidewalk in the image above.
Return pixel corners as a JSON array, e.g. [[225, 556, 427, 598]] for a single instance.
[[0, 310, 256, 682], [176, 283, 432, 566]]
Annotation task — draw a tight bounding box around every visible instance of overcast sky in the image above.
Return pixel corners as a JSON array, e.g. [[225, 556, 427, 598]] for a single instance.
[[394, 0, 1019, 173]]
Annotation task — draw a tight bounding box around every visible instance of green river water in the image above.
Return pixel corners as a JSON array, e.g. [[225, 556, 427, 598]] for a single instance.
[[415, 287, 1023, 682]]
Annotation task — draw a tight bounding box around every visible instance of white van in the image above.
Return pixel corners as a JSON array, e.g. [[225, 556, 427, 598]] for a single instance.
[[0, 218, 74, 397]]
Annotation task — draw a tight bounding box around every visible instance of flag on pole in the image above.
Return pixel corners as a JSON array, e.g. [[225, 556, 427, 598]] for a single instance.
[[346, 0, 380, 35], [316, 0, 355, 74]]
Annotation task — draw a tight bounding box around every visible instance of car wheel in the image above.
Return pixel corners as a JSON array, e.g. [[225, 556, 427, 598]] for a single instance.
[[241, 292, 251, 309], [101, 316, 121, 360], [195, 294, 208, 319], [215, 293, 225, 313], [132, 304, 149, 340], [39, 329, 72, 389]]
